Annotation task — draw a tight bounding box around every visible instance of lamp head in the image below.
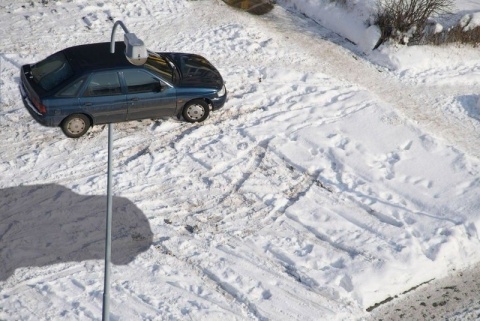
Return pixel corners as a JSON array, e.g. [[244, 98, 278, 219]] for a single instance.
[[124, 33, 148, 66]]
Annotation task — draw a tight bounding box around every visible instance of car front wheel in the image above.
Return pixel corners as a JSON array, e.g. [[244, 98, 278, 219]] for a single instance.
[[182, 99, 210, 123], [61, 114, 91, 138]]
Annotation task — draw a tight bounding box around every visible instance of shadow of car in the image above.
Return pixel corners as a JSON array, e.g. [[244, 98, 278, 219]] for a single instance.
[[0, 184, 153, 281], [19, 42, 227, 138]]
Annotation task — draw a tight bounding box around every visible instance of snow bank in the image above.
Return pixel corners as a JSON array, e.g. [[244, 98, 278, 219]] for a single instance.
[[278, 0, 381, 52], [281, 0, 480, 86], [460, 12, 480, 31], [370, 44, 480, 86]]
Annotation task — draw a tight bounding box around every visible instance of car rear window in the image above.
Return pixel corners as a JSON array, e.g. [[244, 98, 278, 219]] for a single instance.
[[31, 52, 74, 91]]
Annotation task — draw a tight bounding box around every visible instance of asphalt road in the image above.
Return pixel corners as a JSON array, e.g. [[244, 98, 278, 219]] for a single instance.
[[368, 262, 480, 320]]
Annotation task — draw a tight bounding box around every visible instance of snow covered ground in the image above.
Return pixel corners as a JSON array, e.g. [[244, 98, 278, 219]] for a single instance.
[[1, 0, 480, 320]]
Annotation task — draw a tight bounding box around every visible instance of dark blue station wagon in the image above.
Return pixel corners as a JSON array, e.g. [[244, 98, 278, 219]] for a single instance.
[[20, 42, 227, 138]]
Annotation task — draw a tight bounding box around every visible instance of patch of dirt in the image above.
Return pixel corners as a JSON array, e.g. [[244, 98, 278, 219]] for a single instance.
[[223, 0, 274, 15]]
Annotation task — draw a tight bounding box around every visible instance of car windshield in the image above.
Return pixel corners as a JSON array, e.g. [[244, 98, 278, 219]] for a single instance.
[[144, 52, 174, 83], [31, 52, 74, 91]]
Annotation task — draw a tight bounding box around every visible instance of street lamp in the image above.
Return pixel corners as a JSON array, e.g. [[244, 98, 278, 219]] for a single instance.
[[102, 20, 148, 321], [110, 21, 148, 65]]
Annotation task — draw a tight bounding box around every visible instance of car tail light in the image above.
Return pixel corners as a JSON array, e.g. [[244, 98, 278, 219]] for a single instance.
[[33, 98, 47, 114]]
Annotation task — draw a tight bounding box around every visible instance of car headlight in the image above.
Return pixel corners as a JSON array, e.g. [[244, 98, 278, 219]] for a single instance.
[[217, 85, 226, 97]]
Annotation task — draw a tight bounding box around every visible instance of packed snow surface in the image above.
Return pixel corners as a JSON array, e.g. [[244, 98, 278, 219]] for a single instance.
[[1, 0, 480, 320]]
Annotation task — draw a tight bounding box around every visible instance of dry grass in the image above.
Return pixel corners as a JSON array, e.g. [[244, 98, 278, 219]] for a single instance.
[[329, 0, 349, 7], [422, 25, 480, 46]]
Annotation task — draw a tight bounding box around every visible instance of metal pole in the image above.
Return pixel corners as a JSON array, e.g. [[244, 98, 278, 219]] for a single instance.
[[110, 21, 130, 54], [102, 20, 137, 320], [102, 123, 113, 321], [101, 21, 128, 321]]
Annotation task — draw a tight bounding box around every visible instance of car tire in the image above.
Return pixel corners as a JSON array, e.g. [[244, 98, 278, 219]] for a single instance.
[[61, 114, 91, 138], [182, 99, 210, 123]]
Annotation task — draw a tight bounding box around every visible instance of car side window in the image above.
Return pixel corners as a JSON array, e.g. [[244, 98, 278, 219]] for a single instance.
[[123, 70, 161, 94], [84, 72, 122, 97], [56, 77, 85, 97]]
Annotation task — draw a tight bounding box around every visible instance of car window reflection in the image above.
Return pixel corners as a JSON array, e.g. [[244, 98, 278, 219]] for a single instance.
[[123, 69, 161, 93], [56, 77, 85, 97], [144, 54, 173, 81], [84, 72, 122, 97]]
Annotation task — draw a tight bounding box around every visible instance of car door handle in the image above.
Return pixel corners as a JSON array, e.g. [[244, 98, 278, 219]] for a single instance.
[[130, 98, 140, 101], [84, 102, 93, 106]]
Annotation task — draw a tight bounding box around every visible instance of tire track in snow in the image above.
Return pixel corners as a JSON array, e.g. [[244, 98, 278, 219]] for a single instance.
[[142, 119, 402, 308], [0, 264, 89, 297], [154, 232, 351, 321], [109, 72, 360, 225], [215, 242, 337, 302], [152, 240, 265, 320], [182, 140, 403, 268], [116, 71, 409, 269]]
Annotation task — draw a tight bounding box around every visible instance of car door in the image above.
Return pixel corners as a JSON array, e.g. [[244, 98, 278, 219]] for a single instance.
[[122, 69, 177, 121], [78, 71, 127, 124]]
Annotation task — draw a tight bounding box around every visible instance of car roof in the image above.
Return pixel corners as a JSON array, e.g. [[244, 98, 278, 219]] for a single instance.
[[63, 42, 135, 73]]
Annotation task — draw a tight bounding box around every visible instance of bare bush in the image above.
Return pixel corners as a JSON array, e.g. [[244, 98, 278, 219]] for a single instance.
[[423, 24, 480, 46], [374, 0, 453, 48]]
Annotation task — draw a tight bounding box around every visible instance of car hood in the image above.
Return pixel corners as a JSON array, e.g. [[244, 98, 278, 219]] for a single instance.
[[163, 53, 223, 89]]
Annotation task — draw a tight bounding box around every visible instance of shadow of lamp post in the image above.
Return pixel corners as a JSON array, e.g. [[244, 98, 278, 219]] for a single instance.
[[103, 20, 148, 321]]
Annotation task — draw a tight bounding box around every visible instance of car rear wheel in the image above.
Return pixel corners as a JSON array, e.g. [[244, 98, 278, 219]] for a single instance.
[[61, 114, 91, 138], [182, 99, 210, 123]]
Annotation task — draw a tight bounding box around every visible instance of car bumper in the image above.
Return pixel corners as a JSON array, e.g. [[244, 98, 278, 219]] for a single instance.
[[211, 90, 227, 110]]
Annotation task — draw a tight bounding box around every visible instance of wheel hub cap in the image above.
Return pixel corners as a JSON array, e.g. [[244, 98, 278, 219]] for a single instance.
[[68, 118, 86, 134], [187, 104, 205, 120]]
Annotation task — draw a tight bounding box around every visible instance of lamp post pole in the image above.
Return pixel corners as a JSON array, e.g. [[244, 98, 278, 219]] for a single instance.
[[102, 122, 113, 321], [103, 21, 127, 321], [102, 20, 148, 321], [110, 21, 130, 53]]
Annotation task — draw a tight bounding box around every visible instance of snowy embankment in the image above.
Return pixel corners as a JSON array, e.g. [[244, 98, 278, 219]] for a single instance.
[[278, 0, 381, 52], [1, 0, 480, 320]]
